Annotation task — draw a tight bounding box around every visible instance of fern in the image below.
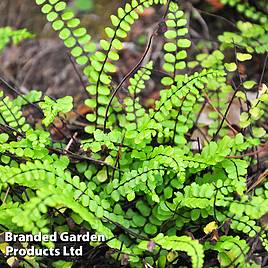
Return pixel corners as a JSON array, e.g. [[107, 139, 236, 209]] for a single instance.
[[120, 61, 153, 129], [39, 96, 73, 127], [35, 0, 96, 68], [205, 236, 251, 268], [85, 0, 167, 132], [0, 0, 268, 267], [0, 27, 33, 52], [219, 0, 268, 23], [161, 2, 190, 86], [138, 234, 204, 268], [0, 91, 31, 132], [219, 21, 268, 54]]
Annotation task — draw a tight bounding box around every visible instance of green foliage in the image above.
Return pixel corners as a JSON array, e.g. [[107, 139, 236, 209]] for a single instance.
[[0, 27, 33, 52], [205, 236, 251, 267], [162, 2, 190, 85], [220, 0, 268, 23], [13, 90, 42, 109], [0, 0, 268, 267], [84, 0, 167, 131], [138, 234, 204, 268], [218, 1, 268, 53], [0, 92, 31, 132], [240, 88, 268, 132], [39, 96, 73, 126], [119, 61, 153, 129], [219, 21, 268, 54], [35, 0, 96, 69]]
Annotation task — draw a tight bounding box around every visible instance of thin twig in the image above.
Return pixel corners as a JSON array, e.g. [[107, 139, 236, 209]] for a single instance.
[[212, 83, 241, 140], [2, 187, 10, 204], [68, 53, 89, 96], [247, 169, 268, 192], [204, 92, 238, 135]]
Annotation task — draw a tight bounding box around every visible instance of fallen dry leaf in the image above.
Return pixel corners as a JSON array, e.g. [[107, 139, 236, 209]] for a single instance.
[[205, 0, 224, 10]]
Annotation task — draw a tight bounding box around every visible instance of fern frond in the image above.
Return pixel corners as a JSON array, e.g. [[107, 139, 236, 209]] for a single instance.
[[219, 21, 268, 54], [0, 91, 31, 133], [161, 1, 190, 87], [0, 27, 33, 52], [153, 69, 226, 145], [220, 0, 268, 23], [206, 235, 251, 268], [39, 96, 73, 127], [85, 0, 167, 132], [138, 233, 204, 268], [119, 61, 153, 129], [35, 0, 96, 69]]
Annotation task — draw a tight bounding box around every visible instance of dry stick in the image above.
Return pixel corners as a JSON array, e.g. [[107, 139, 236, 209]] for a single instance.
[[67, 53, 89, 96], [212, 84, 241, 140], [65, 132, 78, 151], [226, 141, 268, 159], [49, 147, 123, 172], [204, 92, 238, 135], [195, 8, 237, 29], [0, 123, 25, 140], [141, 67, 173, 78], [2, 187, 10, 204], [257, 52, 268, 98], [191, 6, 210, 40], [197, 126, 210, 143], [197, 136, 201, 153], [247, 168, 268, 193], [103, 216, 149, 241]]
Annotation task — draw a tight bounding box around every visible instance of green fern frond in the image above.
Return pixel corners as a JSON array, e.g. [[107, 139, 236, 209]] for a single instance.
[[139, 233, 205, 268], [0, 91, 31, 133], [119, 61, 153, 129], [39, 96, 73, 127], [219, 21, 268, 54], [35, 0, 96, 67], [0, 0, 267, 267], [85, 0, 167, 132], [0, 27, 33, 52], [206, 235, 251, 268], [220, 0, 268, 23], [161, 1, 190, 87]]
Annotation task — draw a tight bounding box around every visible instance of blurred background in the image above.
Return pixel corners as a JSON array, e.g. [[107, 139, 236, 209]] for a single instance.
[[0, 0, 265, 105]]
